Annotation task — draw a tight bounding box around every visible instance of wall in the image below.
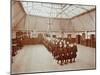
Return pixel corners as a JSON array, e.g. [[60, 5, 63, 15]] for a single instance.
[[24, 10, 95, 32], [71, 10, 96, 31], [25, 15, 73, 32], [12, 1, 26, 38]]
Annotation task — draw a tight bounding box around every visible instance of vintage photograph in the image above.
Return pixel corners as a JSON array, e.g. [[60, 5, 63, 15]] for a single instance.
[[11, 0, 96, 74]]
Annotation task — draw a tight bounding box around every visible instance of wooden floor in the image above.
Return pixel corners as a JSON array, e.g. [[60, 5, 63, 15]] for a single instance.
[[12, 44, 96, 74]]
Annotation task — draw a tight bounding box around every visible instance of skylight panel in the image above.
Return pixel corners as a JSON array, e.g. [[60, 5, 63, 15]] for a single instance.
[[72, 8, 86, 15], [21, 1, 95, 19], [64, 5, 76, 14], [75, 5, 95, 11]]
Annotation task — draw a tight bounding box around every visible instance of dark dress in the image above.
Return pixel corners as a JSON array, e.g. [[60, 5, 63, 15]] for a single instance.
[[72, 45, 77, 58]]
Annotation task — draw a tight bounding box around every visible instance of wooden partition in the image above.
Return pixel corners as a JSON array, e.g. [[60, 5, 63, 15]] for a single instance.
[[76, 35, 81, 44]]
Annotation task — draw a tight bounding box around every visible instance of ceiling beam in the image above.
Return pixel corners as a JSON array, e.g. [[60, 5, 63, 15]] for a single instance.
[[19, 1, 27, 14], [56, 5, 71, 17]]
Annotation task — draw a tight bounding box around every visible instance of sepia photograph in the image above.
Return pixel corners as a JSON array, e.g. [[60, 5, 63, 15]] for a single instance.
[[11, 0, 96, 74]]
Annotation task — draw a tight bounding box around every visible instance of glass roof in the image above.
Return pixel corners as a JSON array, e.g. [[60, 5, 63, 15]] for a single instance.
[[21, 1, 95, 19]]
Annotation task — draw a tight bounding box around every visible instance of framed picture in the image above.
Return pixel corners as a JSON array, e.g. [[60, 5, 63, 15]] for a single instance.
[[11, 0, 96, 74]]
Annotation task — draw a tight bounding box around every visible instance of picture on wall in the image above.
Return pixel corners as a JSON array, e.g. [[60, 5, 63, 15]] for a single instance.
[[11, 0, 96, 74]]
